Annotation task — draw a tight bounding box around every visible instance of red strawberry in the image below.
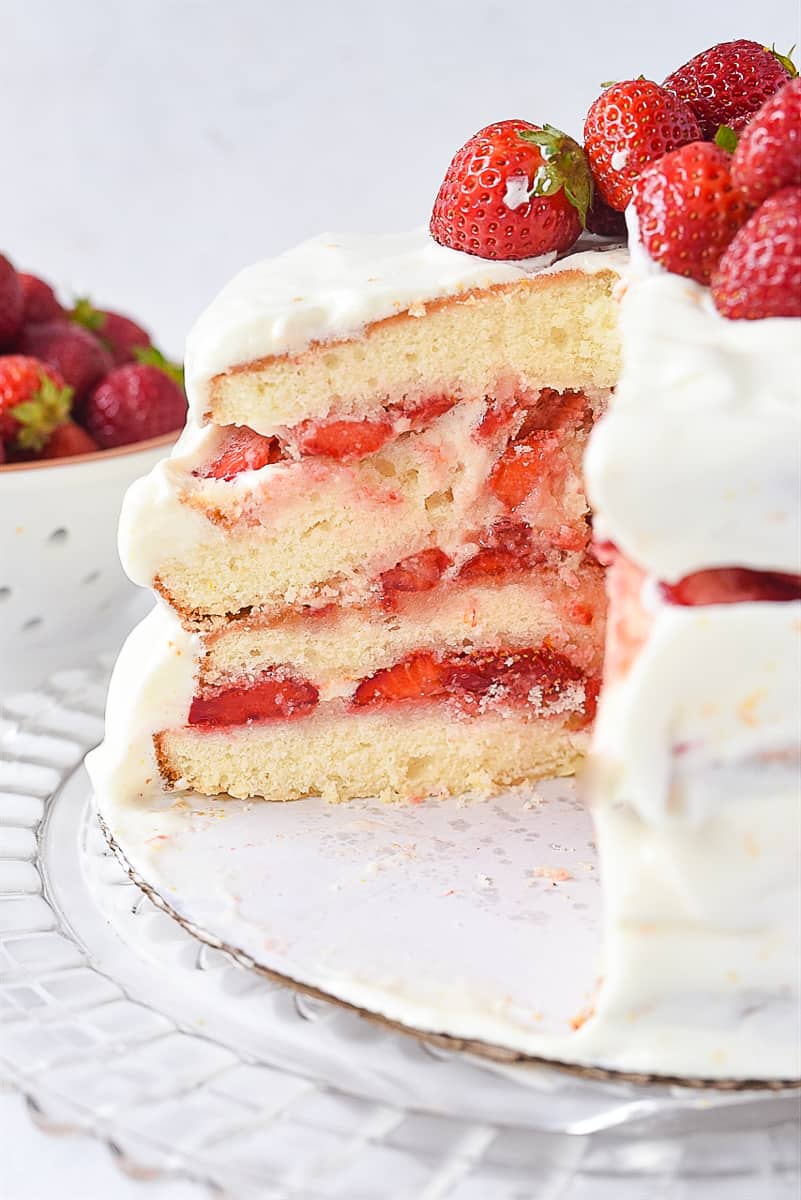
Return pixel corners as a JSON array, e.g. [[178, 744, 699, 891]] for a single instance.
[[36, 420, 99, 460], [634, 142, 752, 284], [19, 274, 64, 324], [458, 547, 523, 581], [585, 194, 628, 238], [402, 393, 456, 426], [83, 363, 186, 448], [583, 80, 701, 211], [189, 671, 319, 726], [0, 439, 5, 465], [712, 185, 801, 318], [380, 548, 451, 595], [445, 645, 585, 709], [661, 567, 801, 605], [72, 297, 151, 364], [489, 431, 559, 509], [294, 415, 393, 460], [199, 426, 283, 480], [19, 320, 112, 397], [664, 40, 796, 139], [518, 387, 589, 435], [353, 653, 446, 706], [0, 255, 23, 347], [731, 77, 801, 205], [430, 120, 592, 259], [0, 355, 72, 451]]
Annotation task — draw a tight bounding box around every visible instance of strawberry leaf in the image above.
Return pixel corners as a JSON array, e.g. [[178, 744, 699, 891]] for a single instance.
[[71, 296, 104, 333], [767, 43, 798, 77], [517, 125, 594, 227], [134, 344, 185, 389], [714, 125, 738, 153], [11, 372, 73, 451]]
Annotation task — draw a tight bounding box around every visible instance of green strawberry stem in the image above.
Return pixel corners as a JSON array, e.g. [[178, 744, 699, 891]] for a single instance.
[[11, 372, 73, 451], [134, 344, 185, 389], [768, 44, 798, 77], [517, 125, 594, 227], [71, 296, 105, 332]]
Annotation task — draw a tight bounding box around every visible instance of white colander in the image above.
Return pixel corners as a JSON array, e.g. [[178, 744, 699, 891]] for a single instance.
[[0, 434, 174, 691]]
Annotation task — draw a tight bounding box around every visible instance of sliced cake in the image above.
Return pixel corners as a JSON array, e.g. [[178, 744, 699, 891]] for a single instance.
[[102, 231, 624, 803]]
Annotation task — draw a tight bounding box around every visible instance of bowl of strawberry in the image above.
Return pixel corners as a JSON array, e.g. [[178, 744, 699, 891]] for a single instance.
[[0, 253, 187, 686]]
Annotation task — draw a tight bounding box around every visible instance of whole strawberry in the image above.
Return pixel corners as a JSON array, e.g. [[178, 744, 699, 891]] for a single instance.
[[583, 80, 701, 211], [712, 185, 801, 319], [0, 254, 23, 347], [731, 78, 801, 205], [19, 320, 112, 398], [0, 355, 72, 451], [19, 274, 65, 324], [430, 120, 592, 259], [72, 297, 151, 365], [83, 362, 186, 448], [634, 142, 751, 284], [664, 40, 796, 138], [37, 420, 99, 460]]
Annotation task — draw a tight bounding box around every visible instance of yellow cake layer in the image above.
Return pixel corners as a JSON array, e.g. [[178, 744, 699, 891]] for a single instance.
[[155, 705, 588, 803], [206, 269, 620, 433], [201, 572, 605, 700]]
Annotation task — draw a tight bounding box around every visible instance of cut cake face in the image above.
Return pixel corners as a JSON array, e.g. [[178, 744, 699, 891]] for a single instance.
[[104, 233, 624, 804]]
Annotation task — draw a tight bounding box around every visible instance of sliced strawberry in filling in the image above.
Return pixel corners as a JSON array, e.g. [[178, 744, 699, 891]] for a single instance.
[[380, 548, 452, 595], [517, 387, 589, 436], [292, 394, 457, 461], [458, 547, 524, 581], [293, 416, 394, 460], [198, 426, 283, 481], [188, 670, 319, 726], [402, 393, 456, 426], [353, 652, 446, 705], [661, 568, 801, 606], [353, 644, 593, 717], [489, 430, 565, 510]]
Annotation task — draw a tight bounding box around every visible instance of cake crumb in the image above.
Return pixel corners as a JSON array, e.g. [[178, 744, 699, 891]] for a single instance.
[[534, 866, 573, 882], [475, 873, 494, 890]]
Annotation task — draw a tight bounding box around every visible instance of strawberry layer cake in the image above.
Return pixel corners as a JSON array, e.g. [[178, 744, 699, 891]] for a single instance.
[[89, 41, 801, 1078]]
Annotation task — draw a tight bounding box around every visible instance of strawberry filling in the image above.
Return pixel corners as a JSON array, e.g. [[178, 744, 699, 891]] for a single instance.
[[380, 547, 452, 596], [186, 643, 595, 729], [196, 387, 590, 481], [353, 644, 595, 721], [661, 568, 801, 606], [291, 393, 456, 460], [198, 427, 283, 481], [197, 394, 460, 479], [188, 670, 319, 726]]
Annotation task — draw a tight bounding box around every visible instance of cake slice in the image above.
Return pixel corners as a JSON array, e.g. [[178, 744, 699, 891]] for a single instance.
[[104, 231, 624, 803]]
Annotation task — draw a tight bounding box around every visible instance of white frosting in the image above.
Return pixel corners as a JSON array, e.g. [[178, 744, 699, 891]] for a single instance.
[[579, 208, 801, 1079], [86, 603, 200, 808], [593, 598, 801, 825], [585, 212, 801, 581], [184, 229, 628, 418]]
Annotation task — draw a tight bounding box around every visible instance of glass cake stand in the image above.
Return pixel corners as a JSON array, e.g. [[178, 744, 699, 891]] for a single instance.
[[0, 657, 798, 1199]]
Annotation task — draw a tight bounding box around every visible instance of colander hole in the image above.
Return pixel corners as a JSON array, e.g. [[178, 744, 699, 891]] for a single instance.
[[48, 527, 69, 544], [0, 587, 10, 602], [82, 570, 101, 585], [22, 617, 43, 633]]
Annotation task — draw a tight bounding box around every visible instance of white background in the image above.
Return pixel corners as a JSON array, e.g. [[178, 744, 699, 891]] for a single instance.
[[1, 0, 798, 1196]]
